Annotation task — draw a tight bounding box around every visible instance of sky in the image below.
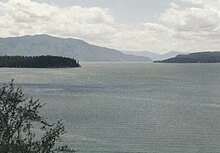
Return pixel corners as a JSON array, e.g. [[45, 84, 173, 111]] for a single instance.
[[0, 0, 220, 53]]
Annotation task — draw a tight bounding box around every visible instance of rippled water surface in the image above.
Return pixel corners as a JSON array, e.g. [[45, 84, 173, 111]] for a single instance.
[[0, 63, 220, 153]]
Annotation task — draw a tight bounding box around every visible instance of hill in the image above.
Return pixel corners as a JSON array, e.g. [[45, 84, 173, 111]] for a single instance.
[[123, 51, 182, 60], [154, 52, 220, 63], [0, 35, 151, 62], [0, 55, 80, 68]]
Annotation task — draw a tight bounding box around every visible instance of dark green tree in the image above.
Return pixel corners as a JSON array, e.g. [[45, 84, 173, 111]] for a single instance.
[[0, 80, 67, 153], [0, 55, 80, 68]]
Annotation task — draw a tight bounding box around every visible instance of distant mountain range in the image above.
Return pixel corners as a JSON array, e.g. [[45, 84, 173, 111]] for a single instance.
[[154, 52, 220, 63], [123, 50, 183, 61], [0, 35, 151, 62]]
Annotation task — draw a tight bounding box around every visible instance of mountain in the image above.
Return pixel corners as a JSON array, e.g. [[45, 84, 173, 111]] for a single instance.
[[0, 35, 151, 62], [154, 51, 220, 63], [123, 51, 159, 60], [159, 51, 183, 60], [123, 50, 183, 61]]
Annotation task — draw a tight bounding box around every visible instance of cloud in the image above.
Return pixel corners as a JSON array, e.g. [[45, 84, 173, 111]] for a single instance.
[[159, 0, 220, 51], [0, 0, 116, 37], [180, 0, 220, 9], [0, 0, 220, 53]]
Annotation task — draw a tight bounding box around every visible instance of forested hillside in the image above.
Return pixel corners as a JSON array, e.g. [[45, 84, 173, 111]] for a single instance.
[[154, 52, 220, 63]]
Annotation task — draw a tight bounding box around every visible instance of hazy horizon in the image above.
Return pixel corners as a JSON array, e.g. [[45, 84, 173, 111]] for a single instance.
[[1, 34, 218, 55], [0, 0, 220, 53]]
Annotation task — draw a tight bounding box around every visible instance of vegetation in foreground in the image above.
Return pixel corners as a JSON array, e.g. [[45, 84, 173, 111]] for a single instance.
[[0, 80, 76, 153], [0, 55, 80, 68]]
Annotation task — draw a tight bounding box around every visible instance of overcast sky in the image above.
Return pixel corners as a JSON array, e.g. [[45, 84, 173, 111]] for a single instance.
[[0, 0, 220, 53]]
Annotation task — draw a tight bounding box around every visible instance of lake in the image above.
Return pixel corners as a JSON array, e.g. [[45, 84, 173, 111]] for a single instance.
[[0, 63, 220, 153]]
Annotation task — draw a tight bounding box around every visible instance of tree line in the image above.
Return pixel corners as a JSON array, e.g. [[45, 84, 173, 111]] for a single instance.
[[0, 55, 80, 68]]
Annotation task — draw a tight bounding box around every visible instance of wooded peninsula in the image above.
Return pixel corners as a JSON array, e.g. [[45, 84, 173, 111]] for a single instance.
[[154, 52, 220, 63], [0, 55, 80, 68]]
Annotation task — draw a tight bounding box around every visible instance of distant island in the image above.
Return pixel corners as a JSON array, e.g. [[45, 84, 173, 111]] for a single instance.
[[0, 55, 80, 68], [154, 52, 220, 63]]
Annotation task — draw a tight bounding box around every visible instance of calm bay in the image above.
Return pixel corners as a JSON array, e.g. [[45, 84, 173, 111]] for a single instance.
[[0, 63, 220, 153]]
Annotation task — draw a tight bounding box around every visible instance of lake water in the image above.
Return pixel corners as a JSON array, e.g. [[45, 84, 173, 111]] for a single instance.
[[0, 63, 220, 153]]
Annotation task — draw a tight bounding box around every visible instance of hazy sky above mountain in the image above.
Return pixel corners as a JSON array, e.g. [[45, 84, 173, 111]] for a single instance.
[[0, 0, 220, 53]]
